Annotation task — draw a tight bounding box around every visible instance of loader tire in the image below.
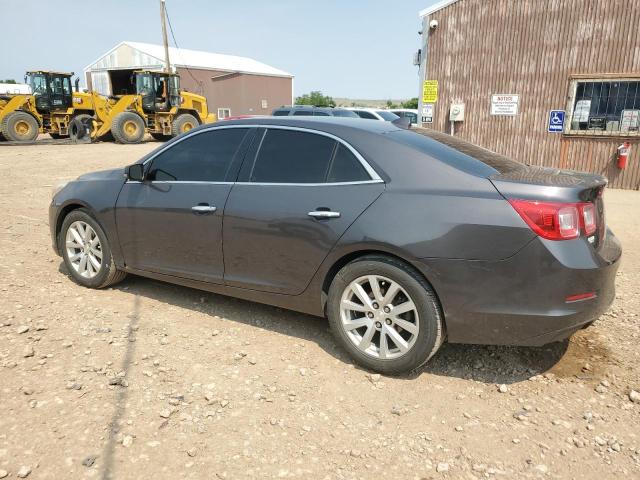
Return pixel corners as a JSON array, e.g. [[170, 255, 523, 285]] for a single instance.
[[1, 111, 39, 142], [112, 112, 145, 144], [69, 114, 94, 143], [171, 113, 199, 137]]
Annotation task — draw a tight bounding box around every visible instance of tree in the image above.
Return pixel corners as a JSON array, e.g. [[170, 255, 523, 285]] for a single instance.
[[402, 97, 419, 109], [295, 91, 336, 107], [0, 79, 17, 84], [386, 100, 399, 109]]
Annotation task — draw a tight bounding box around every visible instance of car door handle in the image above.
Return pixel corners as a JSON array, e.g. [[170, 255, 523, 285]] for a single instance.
[[308, 210, 341, 219], [192, 205, 217, 214]]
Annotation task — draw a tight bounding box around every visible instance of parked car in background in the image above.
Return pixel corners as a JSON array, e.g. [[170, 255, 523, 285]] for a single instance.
[[346, 107, 410, 128], [346, 107, 400, 122], [390, 109, 419, 126], [272, 105, 359, 118], [50, 117, 621, 374]]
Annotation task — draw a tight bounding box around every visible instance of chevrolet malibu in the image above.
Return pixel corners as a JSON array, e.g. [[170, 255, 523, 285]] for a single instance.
[[49, 118, 621, 374]]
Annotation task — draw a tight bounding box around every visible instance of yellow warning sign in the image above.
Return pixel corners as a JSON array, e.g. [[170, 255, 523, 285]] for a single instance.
[[422, 80, 438, 103]]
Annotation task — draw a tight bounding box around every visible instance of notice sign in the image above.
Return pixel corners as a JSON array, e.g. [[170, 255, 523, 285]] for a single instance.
[[423, 80, 438, 103], [422, 103, 434, 123], [490, 94, 519, 116]]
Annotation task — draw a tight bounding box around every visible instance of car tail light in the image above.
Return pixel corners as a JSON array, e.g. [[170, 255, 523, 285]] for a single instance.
[[508, 199, 598, 241], [581, 203, 596, 236]]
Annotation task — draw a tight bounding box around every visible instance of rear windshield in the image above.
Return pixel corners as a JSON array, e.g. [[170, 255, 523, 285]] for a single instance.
[[376, 110, 400, 121], [409, 128, 526, 174]]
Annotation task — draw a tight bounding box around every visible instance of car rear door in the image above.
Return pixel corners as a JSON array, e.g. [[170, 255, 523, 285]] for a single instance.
[[223, 127, 385, 295], [115, 127, 253, 283]]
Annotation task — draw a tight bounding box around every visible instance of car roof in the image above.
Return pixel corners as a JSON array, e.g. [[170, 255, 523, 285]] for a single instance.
[[345, 107, 386, 112]]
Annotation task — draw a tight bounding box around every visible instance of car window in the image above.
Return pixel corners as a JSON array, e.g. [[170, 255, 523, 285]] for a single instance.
[[355, 110, 377, 120], [250, 129, 336, 183], [314, 111, 330, 116], [272, 110, 290, 116], [293, 110, 313, 116], [376, 110, 400, 121], [147, 128, 249, 182], [332, 109, 359, 118], [327, 144, 369, 182]]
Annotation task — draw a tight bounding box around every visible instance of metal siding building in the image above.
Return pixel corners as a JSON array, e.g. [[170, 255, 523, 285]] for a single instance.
[[418, 0, 640, 189], [84, 41, 293, 118]]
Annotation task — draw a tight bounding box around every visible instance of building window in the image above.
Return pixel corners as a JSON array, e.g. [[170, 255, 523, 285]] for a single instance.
[[217, 108, 231, 120], [565, 77, 640, 136]]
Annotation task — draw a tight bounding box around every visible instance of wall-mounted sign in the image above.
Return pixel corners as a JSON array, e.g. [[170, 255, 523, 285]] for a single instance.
[[423, 80, 438, 103], [422, 103, 434, 123], [547, 110, 565, 133], [621, 109, 640, 132], [588, 116, 606, 131], [490, 94, 519, 115]]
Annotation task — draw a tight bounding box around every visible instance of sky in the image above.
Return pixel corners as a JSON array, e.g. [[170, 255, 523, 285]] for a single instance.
[[0, 0, 437, 99]]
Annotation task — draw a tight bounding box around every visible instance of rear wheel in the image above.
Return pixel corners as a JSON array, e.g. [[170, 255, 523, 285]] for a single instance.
[[327, 256, 444, 374], [171, 113, 199, 137], [59, 209, 126, 289], [112, 112, 145, 144], [1, 111, 39, 142]]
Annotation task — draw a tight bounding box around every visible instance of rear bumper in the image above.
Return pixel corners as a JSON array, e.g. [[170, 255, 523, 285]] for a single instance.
[[416, 229, 621, 346], [49, 200, 61, 255]]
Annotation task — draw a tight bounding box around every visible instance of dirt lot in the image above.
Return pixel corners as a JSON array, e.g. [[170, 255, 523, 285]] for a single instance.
[[0, 140, 638, 480]]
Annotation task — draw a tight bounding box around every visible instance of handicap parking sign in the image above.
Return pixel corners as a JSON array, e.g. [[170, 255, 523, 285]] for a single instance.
[[548, 110, 565, 133]]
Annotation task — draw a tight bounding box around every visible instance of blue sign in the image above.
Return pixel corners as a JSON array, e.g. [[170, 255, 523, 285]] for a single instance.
[[548, 110, 565, 132]]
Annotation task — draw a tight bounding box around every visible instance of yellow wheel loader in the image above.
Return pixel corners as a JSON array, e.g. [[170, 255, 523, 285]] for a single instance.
[[0, 70, 215, 144]]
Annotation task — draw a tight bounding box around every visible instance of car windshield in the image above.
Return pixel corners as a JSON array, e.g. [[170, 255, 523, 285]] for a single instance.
[[376, 111, 400, 121], [332, 109, 359, 118]]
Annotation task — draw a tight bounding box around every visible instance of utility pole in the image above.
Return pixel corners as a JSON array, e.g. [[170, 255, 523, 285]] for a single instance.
[[160, 0, 171, 72]]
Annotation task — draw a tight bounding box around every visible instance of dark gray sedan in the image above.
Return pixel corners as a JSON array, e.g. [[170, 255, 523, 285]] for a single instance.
[[49, 117, 621, 374]]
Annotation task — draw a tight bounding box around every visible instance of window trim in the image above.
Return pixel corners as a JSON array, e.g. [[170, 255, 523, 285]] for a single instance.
[[564, 75, 640, 138], [217, 107, 231, 119], [133, 124, 383, 186]]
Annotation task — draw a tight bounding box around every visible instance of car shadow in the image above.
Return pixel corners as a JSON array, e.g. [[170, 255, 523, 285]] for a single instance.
[[57, 262, 571, 387], [110, 273, 569, 383]]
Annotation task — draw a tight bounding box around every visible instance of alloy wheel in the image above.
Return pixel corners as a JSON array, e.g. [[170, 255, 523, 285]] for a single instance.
[[340, 275, 419, 359], [65, 221, 103, 278]]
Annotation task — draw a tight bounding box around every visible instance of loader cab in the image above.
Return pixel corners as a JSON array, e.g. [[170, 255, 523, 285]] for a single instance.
[[134, 71, 181, 114], [26, 71, 73, 113]]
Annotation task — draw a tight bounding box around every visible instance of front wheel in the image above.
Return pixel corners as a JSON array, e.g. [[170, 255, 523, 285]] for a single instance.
[[111, 112, 145, 144], [327, 256, 444, 374], [59, 209, 127, 289]]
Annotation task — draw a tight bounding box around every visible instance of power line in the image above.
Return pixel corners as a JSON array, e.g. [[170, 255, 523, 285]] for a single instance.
[[163, 2, 205, 95]]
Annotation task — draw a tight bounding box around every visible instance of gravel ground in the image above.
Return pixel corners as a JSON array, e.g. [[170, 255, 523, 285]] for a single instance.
[[0, 140, 638, 480]]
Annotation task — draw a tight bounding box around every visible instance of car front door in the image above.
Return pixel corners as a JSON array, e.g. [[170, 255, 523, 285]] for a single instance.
[[115, 127, 253, 283], [223, 127, 385, 295]]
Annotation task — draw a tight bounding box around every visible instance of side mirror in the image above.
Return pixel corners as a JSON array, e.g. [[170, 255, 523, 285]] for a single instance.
[[126, 164, 145, 182]]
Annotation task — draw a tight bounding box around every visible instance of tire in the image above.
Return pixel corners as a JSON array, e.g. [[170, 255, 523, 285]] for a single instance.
[[1, 111, 39, 142], [111, 112, 145, 144], [59, 209, 127, 289], [327, 255, 444, 374], [150, 132, 172, 142], [171, 113, 199, 137], [69, 114, 94, 143]]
